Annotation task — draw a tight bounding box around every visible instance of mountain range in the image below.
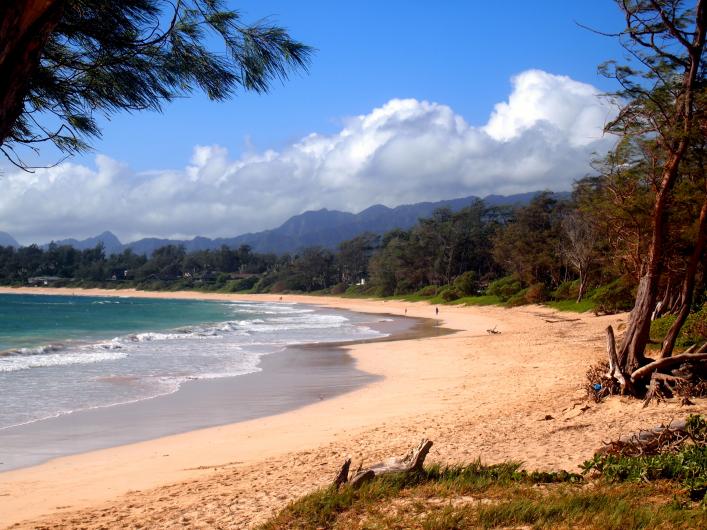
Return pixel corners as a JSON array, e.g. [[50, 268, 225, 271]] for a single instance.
[[0, 231, 19, 248], [3, 191, 567, 255]]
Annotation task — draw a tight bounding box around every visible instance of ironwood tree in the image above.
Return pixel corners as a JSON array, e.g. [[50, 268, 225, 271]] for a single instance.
[[600, 0, 706, 376], [0, 0, 311, 169]]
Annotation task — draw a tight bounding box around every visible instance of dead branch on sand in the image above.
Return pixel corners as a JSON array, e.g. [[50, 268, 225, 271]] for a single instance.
[[332, 439, 433, 489]]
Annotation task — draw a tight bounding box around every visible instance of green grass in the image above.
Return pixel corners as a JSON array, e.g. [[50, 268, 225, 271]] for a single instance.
[[448, 294, 503, 306], [546, 298, 597, 313], [259, 460, 705, 530]]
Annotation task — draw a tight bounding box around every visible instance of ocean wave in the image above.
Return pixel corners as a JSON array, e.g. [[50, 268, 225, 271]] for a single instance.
[[1, 343, 66, 357], [229, 302, 314, 315], [0, 348, 127, 372], [128, 328, 221, 342], [0, 303, 380, 377]]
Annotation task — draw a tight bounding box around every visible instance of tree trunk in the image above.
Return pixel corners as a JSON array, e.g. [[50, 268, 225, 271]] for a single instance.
[[618, 274, 656, 372], [0, 0, 65, 147], [617, 4, 707, 374], [576, 268, 588, 303], [660, 195, 707, 358]]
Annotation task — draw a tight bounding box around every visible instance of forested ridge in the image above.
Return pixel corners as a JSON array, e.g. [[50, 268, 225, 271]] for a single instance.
[[1, 178, 705, 351]]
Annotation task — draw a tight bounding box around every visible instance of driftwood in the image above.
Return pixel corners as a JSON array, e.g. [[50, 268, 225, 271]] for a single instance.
[[332, 439, 433, 489], [333, 458, 351, 488], [596, 419, 689, 456], [544, 318, 581, 324], [486, 326, 501, 335]]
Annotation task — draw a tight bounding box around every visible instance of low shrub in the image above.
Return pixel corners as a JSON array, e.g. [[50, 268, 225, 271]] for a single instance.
[[268, 280, 288, 293], [651, 302, 707, 349], [439, 286, 461, 301], [591, 276, 635, 314], [224, 275, 258, 292], [684, 302, 707, 343], [416, 285, 439, 297], [487, 275, 523, 302], [330, 282, 347, 295], [581, 415, 707, 503], [344, 284, 369, 296], [505, 287, 529, 307], [453, 271, 478, 296], [525, 282, 548, 304], [552, 279, 580, 301]]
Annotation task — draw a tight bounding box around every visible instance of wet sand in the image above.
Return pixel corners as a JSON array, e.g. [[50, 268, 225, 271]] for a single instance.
[[0, 304, 439, 471]]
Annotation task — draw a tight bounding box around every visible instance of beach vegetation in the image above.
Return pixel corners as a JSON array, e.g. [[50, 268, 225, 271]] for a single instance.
[[651, 302, 707, 350], [262, 417, 707, 529], [486, 275, 523, 303], [0, 0, 311, 170], [452, 271, 478, 296], [260, 463, 705, 530], [591, 0, 707, 376], [591, 276, 637, 315]]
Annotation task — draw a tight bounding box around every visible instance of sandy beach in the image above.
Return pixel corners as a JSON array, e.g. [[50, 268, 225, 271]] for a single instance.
[[0, 286, 705, 529]]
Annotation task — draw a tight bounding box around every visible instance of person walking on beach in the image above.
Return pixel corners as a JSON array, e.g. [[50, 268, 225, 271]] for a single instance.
[[435, 307, 439, 316]]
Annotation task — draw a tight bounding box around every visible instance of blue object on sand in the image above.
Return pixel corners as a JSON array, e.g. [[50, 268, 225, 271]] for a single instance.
[[593, 383, 602, 391]]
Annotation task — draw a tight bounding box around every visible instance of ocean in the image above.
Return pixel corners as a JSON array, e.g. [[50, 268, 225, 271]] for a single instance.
[[0, 293, 386, 432]]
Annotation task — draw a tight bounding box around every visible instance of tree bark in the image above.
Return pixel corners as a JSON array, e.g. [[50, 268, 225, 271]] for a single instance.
[[631, 352, 707, 383], [660, 195, 707, 358], [617, 2, 707, 374], [606, 325, 632, 393], [577, 269, 588, 303], [0, 0, 66, 147]]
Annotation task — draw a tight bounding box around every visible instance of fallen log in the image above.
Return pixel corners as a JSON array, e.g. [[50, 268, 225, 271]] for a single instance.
[[631, 353, 707, 383], [596, 419, 689, 456], [332, 439, 433, 489]]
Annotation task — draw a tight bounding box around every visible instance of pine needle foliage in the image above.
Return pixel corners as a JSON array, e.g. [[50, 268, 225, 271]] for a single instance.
[[5, 0, 312, 164]]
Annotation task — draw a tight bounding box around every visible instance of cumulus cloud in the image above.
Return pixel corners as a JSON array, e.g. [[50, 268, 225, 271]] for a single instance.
[[0, 69, 616, 244]]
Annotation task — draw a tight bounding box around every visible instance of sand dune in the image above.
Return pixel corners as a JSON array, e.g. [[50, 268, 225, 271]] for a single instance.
[[0, 288, 704, 529]]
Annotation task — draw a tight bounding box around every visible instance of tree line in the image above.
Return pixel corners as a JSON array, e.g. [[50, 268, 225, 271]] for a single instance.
[[1, 178, 704, 350]]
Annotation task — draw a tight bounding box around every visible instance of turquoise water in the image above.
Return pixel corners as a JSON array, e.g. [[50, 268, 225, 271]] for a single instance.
[[0, 293, 236, 352], [0, 293, 384, 430]]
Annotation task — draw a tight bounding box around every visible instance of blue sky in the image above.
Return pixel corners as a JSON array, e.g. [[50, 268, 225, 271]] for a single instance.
[[74, 0, 625, 169], [3, 1, 628, 243]]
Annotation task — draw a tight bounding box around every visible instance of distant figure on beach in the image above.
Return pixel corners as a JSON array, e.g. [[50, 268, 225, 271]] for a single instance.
[[404, 308, 407, 316], [279, 296, 282, 301], [435, 307, 439, 316]]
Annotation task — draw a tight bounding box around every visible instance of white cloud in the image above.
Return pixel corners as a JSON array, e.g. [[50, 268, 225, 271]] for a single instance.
[[0, 69, 616, 245]]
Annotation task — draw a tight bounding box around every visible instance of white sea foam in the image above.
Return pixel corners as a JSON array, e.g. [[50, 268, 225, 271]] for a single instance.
[[0, 301, 386, 430], [0, 348, 127, 372]]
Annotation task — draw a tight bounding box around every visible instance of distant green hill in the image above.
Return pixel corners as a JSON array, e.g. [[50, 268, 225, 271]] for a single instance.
[[30, 191, 569, 256]]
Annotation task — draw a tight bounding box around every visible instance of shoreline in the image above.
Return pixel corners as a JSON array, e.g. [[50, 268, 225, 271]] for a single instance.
[[0, 305, 442, 471], [1, 287, 706, 529]]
